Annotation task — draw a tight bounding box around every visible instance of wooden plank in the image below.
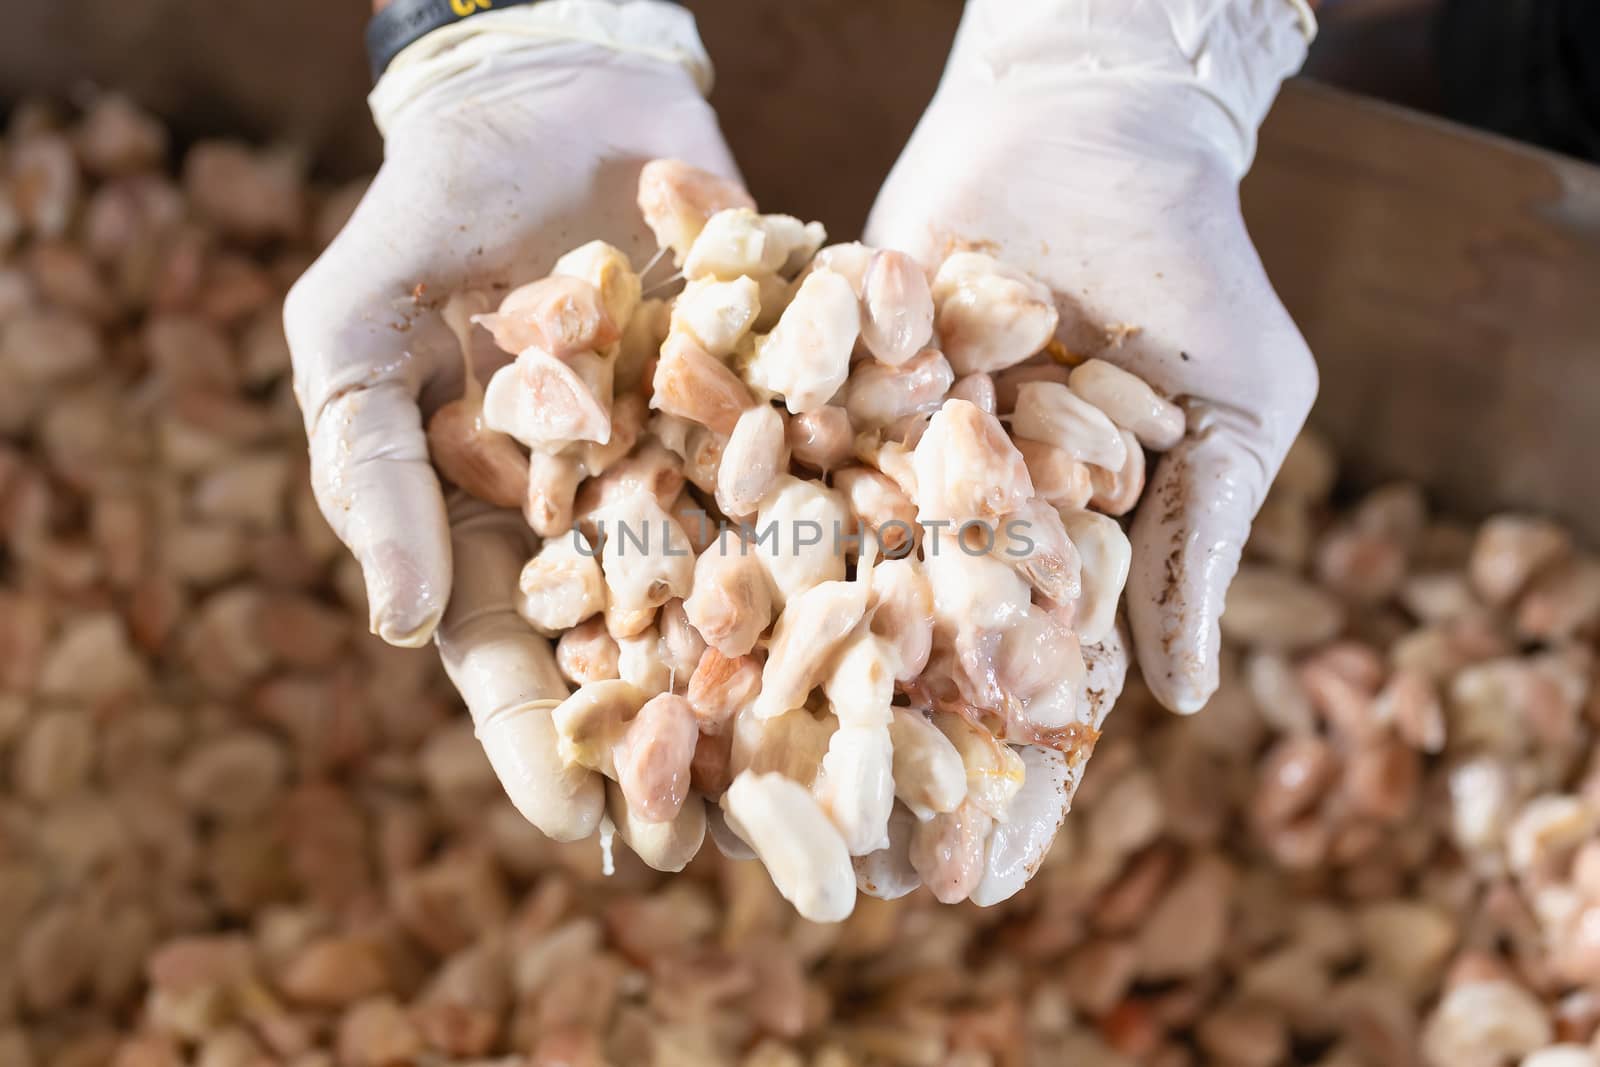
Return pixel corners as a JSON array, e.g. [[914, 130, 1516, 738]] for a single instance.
[[1244, 81, 1600, 536]]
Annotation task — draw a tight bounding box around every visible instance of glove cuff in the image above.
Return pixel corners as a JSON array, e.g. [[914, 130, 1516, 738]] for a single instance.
[[369, 0, 712, 137], [942, 0, 1317, 176]]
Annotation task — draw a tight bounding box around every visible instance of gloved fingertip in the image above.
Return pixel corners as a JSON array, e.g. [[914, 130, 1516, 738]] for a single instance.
[[361, 539, 449, 648], [606, 780, 706, 873], [970, 746, 1070, 907], [1128, 437, 1256, 718], [371, 599, 444, 647], [477, 701, 605, 842], [1164, 669, 1220, 717], [852, 805, 921, 901], [1128, 557, 1227, 717], [706, 804, 757, 861]]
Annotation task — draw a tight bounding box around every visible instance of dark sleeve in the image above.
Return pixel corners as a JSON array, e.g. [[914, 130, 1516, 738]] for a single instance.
[[1437, 0, 1600, 164]]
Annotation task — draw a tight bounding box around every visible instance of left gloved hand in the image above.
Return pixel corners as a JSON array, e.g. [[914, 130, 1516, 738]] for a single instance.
[[860, 0, 1318, 898], [284, 1, 737, 841]]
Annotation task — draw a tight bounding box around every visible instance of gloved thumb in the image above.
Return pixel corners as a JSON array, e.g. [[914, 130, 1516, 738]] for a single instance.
[[285, 183, 457, 648], [302, 376, 453, 647], [1126, 382, 1313, 714]]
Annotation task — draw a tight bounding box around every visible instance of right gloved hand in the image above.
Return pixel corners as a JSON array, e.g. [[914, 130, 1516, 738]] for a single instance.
[[855, 0, 1318, 903], [284, 1, 738, 840], [867, 0, 1319, 719]]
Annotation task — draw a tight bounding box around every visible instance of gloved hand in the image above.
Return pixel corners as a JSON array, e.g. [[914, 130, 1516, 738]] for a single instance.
[[855, 0, 1317, 901], [867, 0, 1318, 718], [284, 0, 736, 839]]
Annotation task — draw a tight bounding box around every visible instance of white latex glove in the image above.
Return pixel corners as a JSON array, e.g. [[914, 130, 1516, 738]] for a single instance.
[[867, 0, 1318, 718], [284, 1, 734, 838]]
